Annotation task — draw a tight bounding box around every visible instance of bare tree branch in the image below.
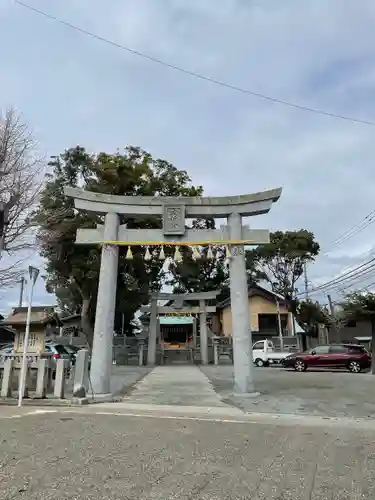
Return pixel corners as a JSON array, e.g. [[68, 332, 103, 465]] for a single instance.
[[0, 108, 43, 288]]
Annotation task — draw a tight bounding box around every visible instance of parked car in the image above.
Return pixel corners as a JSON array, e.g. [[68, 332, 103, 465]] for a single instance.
[[44, 342, 72, 365], [252, 340, 292, 367], [46, 342, 91, 369], [0, 344, 14, 363], [283, 344, 372, 373]]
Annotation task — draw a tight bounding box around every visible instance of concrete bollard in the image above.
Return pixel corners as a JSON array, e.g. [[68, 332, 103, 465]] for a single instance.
[[213, 342, 219, 365], [54, 359, 66, 399], [18, 364, 29, 399], [35, 359, 48, 399], [73, 349, 89, 398], [1, 359, 13, 398], [138, 342, 144, 366]]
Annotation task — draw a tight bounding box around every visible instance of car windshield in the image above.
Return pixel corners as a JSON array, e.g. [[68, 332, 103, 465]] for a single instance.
[[0, 346, 12, 354], [46, 344, 69, 355], [65, 345, 80, 353], [54, 344, 70, 355]]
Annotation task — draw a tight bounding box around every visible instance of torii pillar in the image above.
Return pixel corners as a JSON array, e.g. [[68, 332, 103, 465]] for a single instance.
[[65, 187, 281, 395]]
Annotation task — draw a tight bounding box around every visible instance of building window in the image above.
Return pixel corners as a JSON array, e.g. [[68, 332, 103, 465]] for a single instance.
[[258, 313, 288, 334], [345, 319, 357, 327]]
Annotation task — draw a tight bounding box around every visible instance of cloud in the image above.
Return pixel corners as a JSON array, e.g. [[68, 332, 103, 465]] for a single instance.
[[1, 0, 375, 310]]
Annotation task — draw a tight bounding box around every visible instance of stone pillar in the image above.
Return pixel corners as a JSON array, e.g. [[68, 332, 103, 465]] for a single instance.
[[54, 359, 66, 398], [213, 337, 220, 365], [1, 358, 13, 398], [156, 318, 161, 345], [91, 213, 119, 394], [192, 318, 197, 348], [228, 212, 255, 393], [199, 299, 208, 365], [35, 359, 48, 399], [138, 340, 145, 366], [147, 299, 158, 365], [73, 349, 90, 398], [18, 365, 29, 399]]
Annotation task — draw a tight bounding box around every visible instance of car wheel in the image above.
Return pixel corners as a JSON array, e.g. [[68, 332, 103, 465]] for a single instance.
[[294, 359, 307, 372], [255, 358, 264, 367], [348, 360, 361, 373]]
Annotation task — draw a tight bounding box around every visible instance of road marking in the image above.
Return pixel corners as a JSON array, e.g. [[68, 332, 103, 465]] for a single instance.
[[0, 409, 59, 419], [1, 406, 375, 431], [58, 408, 375, 430]]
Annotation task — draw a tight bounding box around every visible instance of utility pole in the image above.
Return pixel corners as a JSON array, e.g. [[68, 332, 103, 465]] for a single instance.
[[276, 297, 284, 351], [327, 294, 335, 315], [303, 262, 309, 300], [18, 277, 26, 307], [326, 294, 335, 344]]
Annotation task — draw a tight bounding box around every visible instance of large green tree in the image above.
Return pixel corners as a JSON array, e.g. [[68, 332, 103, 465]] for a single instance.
[[341, 291, 375, 373], [249, 230, 320, 304], [294, 299, 330, 335], [34, 145, 203, 345]]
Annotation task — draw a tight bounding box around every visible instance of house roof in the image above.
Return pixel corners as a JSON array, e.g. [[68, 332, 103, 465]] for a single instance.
[[217, 284, 288, 309], [2, 306, 61, 326]]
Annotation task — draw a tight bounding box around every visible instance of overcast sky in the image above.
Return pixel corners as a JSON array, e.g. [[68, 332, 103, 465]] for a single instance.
[[1, 0, 375, 313]]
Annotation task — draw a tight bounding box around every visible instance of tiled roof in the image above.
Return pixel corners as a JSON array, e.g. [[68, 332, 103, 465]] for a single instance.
[[2, 306, 59, 326]]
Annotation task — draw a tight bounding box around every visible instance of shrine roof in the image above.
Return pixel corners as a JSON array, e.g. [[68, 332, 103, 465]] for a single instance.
[[2, 306, 61, 326]]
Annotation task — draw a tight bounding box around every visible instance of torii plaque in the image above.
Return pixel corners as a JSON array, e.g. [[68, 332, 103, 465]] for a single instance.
[[65, 187, 281, 395]]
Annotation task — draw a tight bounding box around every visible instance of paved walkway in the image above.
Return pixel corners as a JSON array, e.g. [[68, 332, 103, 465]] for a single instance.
[[123, 366, 228, 407]]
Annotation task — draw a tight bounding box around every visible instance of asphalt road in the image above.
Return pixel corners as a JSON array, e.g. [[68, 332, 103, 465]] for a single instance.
[[1, 410, 375, 499]]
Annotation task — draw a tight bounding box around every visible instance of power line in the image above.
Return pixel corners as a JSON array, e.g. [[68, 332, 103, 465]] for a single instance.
[[316, 261, 375, 292], [327, 265, 375, 293], [15, 0, 375, 127], [298, 257, 375, 297], [305, 260, 375, 299], [325, 210, 375, 251]]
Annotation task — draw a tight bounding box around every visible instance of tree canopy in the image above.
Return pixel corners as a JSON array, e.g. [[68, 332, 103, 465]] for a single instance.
[[341, 292, 375, 325], [248, 229, 320, 302], [34, 145, 203, 345], [294, 299, 329, 334], [340, 291, 375, 372]]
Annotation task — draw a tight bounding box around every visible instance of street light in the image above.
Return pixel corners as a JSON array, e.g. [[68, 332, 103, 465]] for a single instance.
[[18, 265, 40, 407]]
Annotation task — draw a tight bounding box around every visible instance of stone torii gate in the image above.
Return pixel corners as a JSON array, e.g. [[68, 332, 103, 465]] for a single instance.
[[140, 290, 219, 365], [65, 187, 281, 395]]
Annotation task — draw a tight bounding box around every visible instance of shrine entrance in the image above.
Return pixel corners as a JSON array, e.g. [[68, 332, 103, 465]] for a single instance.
[[140, 291, 219, 365], [65, 187, 281, 395], [159, 316, 194, 347]]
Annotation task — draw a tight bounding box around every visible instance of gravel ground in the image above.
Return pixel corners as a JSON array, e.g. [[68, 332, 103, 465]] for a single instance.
[[1, 411, 375, 499], [201, 365, 375, 418]]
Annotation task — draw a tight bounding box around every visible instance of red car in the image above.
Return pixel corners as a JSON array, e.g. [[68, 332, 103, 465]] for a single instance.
[[283, 344, 372, 373]]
